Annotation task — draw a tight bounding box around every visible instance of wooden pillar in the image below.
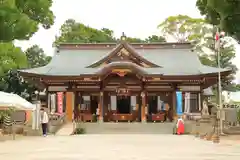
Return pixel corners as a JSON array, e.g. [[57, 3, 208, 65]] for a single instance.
[[141, 91, 146, 122], [66, 92, 73, 121], [198, 92, 202, 112], [73, 91, 77, 120], [172, 91, 177, 120], [98, 91, 103, 122], [136, 103, 139, 121], [46, 86, 50, 113]]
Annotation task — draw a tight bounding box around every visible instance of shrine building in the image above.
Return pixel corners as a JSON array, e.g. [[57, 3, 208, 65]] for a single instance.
[[19, 39, 231, 122]]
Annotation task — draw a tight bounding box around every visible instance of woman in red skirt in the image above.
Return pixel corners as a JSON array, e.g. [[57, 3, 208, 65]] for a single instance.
[[176, 117, 184, 135]]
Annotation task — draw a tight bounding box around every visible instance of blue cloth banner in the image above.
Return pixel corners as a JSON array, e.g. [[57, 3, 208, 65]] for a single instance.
[[161, 102, 164, 110], [176, 91, 183, 116]]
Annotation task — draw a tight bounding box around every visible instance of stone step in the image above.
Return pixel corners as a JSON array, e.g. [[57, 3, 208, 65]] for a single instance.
[[80, 122, 176, 134], [56, 123, 74, 136], [228, 126, 240, 131], [223, 127, 240, 135]]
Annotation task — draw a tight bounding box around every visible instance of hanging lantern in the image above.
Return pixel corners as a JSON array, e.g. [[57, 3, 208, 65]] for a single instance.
[[141, 92, 145, 98]]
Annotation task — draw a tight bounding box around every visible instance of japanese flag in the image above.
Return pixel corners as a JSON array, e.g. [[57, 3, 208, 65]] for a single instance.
[[215, 31, 225, 51], [215, 32, 220, 50]]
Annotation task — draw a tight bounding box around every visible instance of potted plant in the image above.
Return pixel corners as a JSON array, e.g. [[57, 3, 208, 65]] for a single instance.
[[92, 114, 97, 122]]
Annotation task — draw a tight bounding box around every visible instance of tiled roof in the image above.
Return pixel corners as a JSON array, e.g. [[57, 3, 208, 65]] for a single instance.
[[19, 42, 231, 76]]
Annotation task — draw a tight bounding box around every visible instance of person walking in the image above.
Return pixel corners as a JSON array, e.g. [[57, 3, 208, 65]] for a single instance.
[[40, 108, 49, 137]]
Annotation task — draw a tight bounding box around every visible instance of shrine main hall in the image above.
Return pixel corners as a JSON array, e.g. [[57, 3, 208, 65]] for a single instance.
[[19, 40, 231, 122]]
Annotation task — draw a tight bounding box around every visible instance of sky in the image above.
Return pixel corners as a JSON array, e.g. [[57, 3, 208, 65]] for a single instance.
[[15, 0, 240, 81]]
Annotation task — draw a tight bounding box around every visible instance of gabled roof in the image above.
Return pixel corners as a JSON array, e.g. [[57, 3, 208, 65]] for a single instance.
[[19, 42, 232, 77], [87, 42, 160, 68]]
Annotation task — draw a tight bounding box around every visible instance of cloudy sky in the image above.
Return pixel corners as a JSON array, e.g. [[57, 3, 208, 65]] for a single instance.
[[15, 0, 240, 81]]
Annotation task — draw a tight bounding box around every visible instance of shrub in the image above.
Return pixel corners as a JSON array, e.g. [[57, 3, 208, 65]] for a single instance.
[[72, 122, 86, 135], [0, 108, 14, 128], [237, 109, 240, 122], [74, 127, 86, 134]]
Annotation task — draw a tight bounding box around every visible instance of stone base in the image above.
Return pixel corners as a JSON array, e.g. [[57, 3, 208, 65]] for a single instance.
[[98, 119, 103, 123], [212, 134, 220, 143], [195, 132, 200, 137], [200, 115, 211, 123], [205, 133, 213, 141]]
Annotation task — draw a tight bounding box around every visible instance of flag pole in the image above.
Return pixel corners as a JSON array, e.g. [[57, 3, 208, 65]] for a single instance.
[[216, 27, 224, 135]]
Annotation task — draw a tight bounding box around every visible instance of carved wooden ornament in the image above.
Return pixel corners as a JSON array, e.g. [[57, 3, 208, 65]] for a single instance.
[[112, 69, 131, 77]]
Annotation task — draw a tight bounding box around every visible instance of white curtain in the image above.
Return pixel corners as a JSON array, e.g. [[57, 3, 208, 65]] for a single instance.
[[82, 96, 90, 109], [157, 96, 162, 111], [50, 94, 56, 113], [131, 96, 136, 110], [47, 93, 51, 113], [83, 96, 90, 102], [110, 96, 117, 110], [184, 92, 191, 113], [184, 93, 187, 113], [198, 93, 201, 111]]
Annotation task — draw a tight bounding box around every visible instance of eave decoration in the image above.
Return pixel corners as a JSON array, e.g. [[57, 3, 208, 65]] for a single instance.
[[116, 87, 130, 95], [111, 69, 131, 77]]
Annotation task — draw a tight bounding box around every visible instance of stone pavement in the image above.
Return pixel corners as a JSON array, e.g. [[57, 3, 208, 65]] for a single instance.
[[0, 135, 240, 160]]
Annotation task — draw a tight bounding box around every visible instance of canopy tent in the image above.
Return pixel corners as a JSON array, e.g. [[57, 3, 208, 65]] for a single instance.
[[0, 91, 36, 111]]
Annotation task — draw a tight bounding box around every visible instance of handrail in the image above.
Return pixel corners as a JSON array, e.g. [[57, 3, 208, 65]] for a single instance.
[[49, 113, 66, 126]]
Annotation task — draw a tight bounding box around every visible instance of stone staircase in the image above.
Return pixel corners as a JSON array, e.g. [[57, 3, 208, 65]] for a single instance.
[[80, 122, 175, 134], [56, 123, 74, 136], [223, 126, 240, 135]]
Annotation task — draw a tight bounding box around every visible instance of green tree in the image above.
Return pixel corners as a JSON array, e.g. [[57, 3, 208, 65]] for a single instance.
[[158, 15, 207, 43], [145, 35, 166, 43], [158, 15, 238, 91], [201, 41, 237, 91], [25, 45, 52, 68], [0, 0, 54, 42], [0, 43, 27, 92], [125, 37, 145, 43], [55, 19, 166, 44], [196, 0, 240, 42], [20, 45, 52, 100], [198, 25, 238, 91], [0, 44, 51, 99], [55, 19, 116, 44]]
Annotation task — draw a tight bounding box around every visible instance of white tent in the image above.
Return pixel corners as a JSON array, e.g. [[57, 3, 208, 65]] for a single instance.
[[0, 91, 36, 111]]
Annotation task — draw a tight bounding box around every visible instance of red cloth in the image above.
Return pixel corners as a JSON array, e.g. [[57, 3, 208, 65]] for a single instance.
[[177, 120, 184, 135]]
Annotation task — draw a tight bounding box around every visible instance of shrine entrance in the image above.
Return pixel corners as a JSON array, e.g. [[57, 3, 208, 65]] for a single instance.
[[117, 96, 131, 114]]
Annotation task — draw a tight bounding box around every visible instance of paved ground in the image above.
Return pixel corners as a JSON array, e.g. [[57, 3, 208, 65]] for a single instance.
[[0, 135, 240, 160]]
